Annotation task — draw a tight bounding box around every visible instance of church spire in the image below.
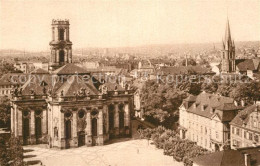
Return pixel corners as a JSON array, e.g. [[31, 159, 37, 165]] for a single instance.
[[225, 18, 232, 44]]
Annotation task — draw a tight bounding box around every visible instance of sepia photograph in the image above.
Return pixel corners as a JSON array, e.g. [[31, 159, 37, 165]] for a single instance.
[[0, 0, 260, 165]]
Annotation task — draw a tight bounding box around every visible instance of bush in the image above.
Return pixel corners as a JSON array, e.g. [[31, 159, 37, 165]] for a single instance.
[[0, 134, 26, 166], [138, 127, 209, 166]]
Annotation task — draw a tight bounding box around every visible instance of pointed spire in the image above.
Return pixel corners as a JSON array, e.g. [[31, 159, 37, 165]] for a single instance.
[[225, 18, 232, 44], [222, 39, 225, 50]]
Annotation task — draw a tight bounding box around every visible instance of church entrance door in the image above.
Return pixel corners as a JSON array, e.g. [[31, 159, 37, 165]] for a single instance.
[[35, 110, 42, 144], [91, 118, 98, 146], [78, 131, 85, 146], [65, 120, 71, 149], [22, 118, 30, 145]]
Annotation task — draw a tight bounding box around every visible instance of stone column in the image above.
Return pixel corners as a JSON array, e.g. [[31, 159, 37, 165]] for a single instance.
[[59, 111, 65, 149], [30, 110, 36, 144], [42, 109, 47, 143], [56, 50, 60, 62], [66, 28, 70, 41], [85, 111, 92, 146], [11, 107, 14, 134], [104, 105, 109, 135], [66, 49, 69, 63], [124, 103, 130, 135], [55, 27, 59, 41], [98, 109, 104, 145], [72, 112, 78, 147], [114, 104, 119, 136], [64, 28, 66, 41], [52, 27, 55, 40], [17, 110, 22, 138]]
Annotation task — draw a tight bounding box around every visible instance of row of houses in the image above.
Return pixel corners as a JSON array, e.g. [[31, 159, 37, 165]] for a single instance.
[[179, 91, 260, 152]]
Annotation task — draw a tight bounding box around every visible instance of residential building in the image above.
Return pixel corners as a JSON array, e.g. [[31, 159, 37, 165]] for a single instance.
[[179, 91, 243, 151], [0, 73, 27, 97], [192, 146, 260, 166], [230, 102, 260, 149]]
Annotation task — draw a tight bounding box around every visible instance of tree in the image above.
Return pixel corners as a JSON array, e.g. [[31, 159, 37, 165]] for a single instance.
[[0, 135, 26, 166], [230, 81, 260, 104], [0, 97, 11, 128], [182, 59, 197, 66]]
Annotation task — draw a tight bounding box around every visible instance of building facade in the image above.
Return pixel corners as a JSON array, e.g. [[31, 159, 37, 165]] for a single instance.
[[179, 92, 242, 151], [10, 20, 134, 149], [230, 102, 260, 149]]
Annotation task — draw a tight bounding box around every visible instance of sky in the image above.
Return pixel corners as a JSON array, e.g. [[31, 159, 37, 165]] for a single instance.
[[0, 0, 260, 51]]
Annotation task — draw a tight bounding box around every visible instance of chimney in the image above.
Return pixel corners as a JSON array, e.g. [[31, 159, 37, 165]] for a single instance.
[[185, 54, 188, 67], [241, 100, 245, 107], [244, 154, 251, 166], [234, 101, 238, 106]]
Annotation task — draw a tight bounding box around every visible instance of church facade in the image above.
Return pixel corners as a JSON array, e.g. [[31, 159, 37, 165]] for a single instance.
[[10, 19, 134, 149]]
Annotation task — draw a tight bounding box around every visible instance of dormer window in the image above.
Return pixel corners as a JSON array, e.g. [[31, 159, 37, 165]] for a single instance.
[[210, 108, 215, 114], [201, 105, 207, 111]]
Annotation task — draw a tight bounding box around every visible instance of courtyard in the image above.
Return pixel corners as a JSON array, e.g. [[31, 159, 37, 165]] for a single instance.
[[23, 138, 184, 166]]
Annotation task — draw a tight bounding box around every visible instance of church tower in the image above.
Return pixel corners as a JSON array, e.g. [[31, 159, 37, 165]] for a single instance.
[[221, 19, 236, 73], [49, 19, 72, 71]]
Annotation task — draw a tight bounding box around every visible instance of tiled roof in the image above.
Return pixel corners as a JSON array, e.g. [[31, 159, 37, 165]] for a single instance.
[[102, 82, 124, 91], [157, 66, 214, 75], [0, 73, 28, 86], [53, 64, 89, 75], [55, 76, 99, 96], [183, 92, 242, 121], [30, 68, 49, 74], [230, 104, 259, 127], [192, 150, 244, 166], [21, 75, 54, 95], [236, 58, 260, 71]]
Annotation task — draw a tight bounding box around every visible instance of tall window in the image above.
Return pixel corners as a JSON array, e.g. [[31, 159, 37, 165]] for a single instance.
[[59, 29, 65, 40], [244, 131, 247, 139], [108, 105, 115, 130], [249, 133, 253, 140], [92, 118, 98, 137], [65, 120, 71, 139], [236, 128, 240, 136]]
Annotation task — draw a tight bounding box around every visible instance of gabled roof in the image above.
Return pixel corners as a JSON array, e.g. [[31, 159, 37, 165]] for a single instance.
[[53, 64, 89, 75], [183, 92, 242, 121], [55, 76, 99, 96], [230, 104, 259, 127], [21, 75, 54, 95]]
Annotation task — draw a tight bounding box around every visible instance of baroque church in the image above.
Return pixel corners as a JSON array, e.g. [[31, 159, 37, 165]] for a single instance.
[[10, 20, 133, 149]]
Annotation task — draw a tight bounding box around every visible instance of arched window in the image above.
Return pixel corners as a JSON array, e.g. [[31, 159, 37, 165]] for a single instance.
[[65, 120, 71, 139], [119, 104, 125, 130], [108, 105, 115, 130], [35, 110, 42, 140], [59, 29, 65, 40], [59, 50, 65, 63], [92, 118, 98, 137]]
